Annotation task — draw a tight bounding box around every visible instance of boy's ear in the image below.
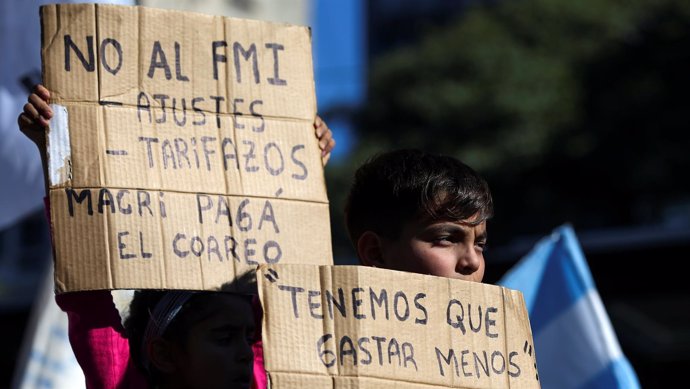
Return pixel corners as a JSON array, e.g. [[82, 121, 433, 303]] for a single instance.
[[148, 338, 178, 374], [357, 231, 385, 268]]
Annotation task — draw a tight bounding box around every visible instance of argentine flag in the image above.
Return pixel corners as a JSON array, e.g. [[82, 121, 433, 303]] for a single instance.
[[499, 225, 641, 389]]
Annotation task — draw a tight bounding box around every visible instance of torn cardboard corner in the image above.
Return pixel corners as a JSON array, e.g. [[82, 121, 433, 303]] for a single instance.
[[258, 265, 541, 389], [41, 4, 332, 293]]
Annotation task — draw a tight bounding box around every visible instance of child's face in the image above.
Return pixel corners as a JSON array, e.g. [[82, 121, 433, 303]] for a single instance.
[[378, 215, 487, 282], [173, 294, 255, 389]]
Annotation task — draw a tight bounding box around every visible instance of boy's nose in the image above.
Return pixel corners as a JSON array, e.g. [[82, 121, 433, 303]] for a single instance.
[[456, 247, 481, 275]]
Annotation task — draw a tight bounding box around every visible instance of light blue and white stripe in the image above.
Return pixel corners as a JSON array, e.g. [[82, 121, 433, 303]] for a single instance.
[[499, 225, 640, 389]]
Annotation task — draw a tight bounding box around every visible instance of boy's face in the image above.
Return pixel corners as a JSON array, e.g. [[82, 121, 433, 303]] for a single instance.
[[172, 294, 255, 389], [378, 215, 487, 282]]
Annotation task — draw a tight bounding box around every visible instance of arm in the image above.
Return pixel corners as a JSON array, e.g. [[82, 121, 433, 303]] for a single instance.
[[18, 84, 51, 195], [55, 291, 147, 389], [25, 96, 147, 389], [46, 200, 146, 389]]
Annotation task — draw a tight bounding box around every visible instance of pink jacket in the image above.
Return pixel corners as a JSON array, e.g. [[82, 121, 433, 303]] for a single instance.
[[56, 290, 147, 389]]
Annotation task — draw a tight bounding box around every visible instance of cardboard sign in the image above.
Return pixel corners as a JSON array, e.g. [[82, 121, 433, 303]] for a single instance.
[[258, 265, 541, 389], [40, 4, 332, 292]]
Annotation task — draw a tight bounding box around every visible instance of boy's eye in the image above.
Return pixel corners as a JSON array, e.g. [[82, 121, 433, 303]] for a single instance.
[[216, 329, 243, 345], [218, 336, 234, 345], [432, 235, 456, 245], [475, 241, 487, 252]]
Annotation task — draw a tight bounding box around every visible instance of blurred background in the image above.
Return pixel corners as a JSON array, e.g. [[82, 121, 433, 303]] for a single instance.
[[1, 0, 689, 388]]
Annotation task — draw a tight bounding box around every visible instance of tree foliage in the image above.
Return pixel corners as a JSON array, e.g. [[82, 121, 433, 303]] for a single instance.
[[328, 0, 690, 255]]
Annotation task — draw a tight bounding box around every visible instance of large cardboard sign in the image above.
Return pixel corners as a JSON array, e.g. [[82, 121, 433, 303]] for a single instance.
[[258, 265, 541, 389], [40, 4, 332, 292]]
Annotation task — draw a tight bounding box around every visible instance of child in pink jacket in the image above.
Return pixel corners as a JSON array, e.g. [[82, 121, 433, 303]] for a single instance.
[[21, 84, 333, 389]]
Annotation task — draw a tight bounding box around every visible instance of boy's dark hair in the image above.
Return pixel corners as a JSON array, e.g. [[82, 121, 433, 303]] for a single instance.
[[344, 149, 493, 246]]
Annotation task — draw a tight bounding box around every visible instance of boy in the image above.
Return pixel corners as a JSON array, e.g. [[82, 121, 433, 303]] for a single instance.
[[345, 149, 493, 282]]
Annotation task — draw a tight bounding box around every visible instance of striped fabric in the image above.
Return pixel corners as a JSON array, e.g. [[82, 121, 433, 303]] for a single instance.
[[498, 225, 641, 389]]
